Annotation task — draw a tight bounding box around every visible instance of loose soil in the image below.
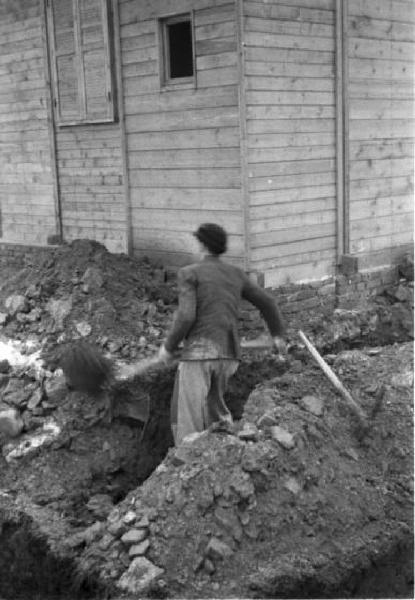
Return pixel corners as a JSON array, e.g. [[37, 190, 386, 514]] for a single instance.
[[0, 240, 413, 599]]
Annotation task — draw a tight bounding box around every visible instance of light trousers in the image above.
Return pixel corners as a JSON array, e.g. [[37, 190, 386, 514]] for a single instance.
[[171, 359, 239, 445]]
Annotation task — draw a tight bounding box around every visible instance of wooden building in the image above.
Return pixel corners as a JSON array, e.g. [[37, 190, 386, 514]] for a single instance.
[[0, 0, 413, 287]]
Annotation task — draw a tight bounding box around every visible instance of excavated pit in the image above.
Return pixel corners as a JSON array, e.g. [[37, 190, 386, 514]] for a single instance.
[[0, 513, 99, 600]]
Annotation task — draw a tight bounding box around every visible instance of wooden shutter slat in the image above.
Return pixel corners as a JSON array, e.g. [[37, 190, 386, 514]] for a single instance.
[[49, 0, 82, 124], [79, 0, 113, 121], [48, 0, 114, 125]]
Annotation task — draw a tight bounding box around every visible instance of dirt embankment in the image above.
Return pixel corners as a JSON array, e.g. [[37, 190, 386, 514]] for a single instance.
[[0, 240, 413, 599]]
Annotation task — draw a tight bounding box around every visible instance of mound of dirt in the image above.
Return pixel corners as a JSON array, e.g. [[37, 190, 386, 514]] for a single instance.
[[0, 240, 176, 361], [75, 343, 413, 599]]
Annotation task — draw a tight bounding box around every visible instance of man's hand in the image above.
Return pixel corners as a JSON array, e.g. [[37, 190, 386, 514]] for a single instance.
[[273, 336, 287, 356], [158, 344, 174, 365]]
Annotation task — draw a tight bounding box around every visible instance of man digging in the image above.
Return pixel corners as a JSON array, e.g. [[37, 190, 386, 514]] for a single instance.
[[158, 223, 286, 445]]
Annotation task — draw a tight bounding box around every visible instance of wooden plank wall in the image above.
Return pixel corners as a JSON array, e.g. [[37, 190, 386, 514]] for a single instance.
[[0, 0, 56, 244], [54, 123, 127, 253], [347, 0, 414, 256], [243, 0, 337, 287], [119, 0, 243, 266]]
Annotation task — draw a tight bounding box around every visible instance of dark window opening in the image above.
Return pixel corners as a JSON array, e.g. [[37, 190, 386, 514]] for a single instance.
[[167, 20, 193, 78]]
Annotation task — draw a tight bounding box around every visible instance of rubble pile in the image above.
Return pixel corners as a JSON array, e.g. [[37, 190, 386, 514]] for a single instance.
[[77, 343, 413, 599], [0, 241, 413, 599], [0, 239, 177, 360]]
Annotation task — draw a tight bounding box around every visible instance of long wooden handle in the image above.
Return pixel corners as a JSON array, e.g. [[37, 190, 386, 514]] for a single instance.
[[298, 330, 367, 426]]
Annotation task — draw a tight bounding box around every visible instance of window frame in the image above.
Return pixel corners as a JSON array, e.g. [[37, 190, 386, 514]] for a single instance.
[[158, 12, 196, 91], [46, 0, 115, 127]]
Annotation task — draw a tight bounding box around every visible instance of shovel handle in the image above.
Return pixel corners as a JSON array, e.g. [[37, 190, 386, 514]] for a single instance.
[[298, 330, 367, 426]]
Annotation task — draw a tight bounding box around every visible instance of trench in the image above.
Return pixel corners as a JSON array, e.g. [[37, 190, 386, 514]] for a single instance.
[[0, 324, 413, 600], [0, 514, 100, 600]]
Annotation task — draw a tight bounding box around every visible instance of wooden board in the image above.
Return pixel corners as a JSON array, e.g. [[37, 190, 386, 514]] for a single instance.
[[0, 0, 56, 246]]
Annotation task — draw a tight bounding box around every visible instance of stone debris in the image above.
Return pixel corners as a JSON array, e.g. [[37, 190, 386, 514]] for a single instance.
[[214, 506, 243, 542], [2, 419, 61, 462], [0, 408, 24, 438], [122, 510, 137, 525], [391, 371, 414, 389], [121, 528, 148, 546], [205, 537, 233, 560], [300, 395, 324, 416], [75, 321, 92, 337], [284, 477, 302, 495], [81, 267, 104, 290], [5, 294, 29, 316], [237, 422, 259, 442], [203, 558, 216, 574], [257, 412, 277, 429], [46, 296, 73, 329], [128, 539, 150, 557], [270, 425, 295, 449], [117, 557, 164, 594]]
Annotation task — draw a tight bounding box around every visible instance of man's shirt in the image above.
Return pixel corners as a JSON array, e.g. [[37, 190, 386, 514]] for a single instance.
[[164, 255, 285, 360]]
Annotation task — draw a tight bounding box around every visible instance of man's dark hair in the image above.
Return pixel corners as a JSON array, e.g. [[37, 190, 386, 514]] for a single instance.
[[194, 223, 227, 255]]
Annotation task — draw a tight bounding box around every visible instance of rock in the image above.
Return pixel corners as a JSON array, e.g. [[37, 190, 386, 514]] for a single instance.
[[0, 359, 11, 374], [46, 297, 73, 329], [21, 412, 44, 433], [123, 510, 137, 525], [136, 515, 150, 529], [117, 557, 164, 594], [121, 528, 148, 546], [0, 313, 8, 326], [0, 409, 24, 438], [108, 519, 127, 538], [27, 388, 43, 410], [44, 373, 67, 403], [284, 477, 302, 495], [25, 284, 40, 299], [128, 539, 150, 558], [5, 294, 29, 316], [81, 267, 104, 290], [257, 413, 277, 429], [3, 379, 31, 409], [24, 308, 42, 323], [391, 371, 414, 388], [205, 537, 233, 560], [238, 422, 259, 442], [75, 321, 92, 337], [170, 447, 192, 466], [392, 284, 412, 303], [203, 558, 216, 575], [300, 395, 324, 416], [270, 425, 295, 450], [99, 533, 116, 550], [214, 506, 243, 542]]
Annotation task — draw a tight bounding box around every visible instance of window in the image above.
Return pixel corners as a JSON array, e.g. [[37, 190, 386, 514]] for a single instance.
[[47, 0, 114, 126], [160, 14, 195, 88]]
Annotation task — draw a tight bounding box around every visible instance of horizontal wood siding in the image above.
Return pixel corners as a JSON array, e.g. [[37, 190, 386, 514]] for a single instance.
[[55, 123, 127, 252], [348, 0, 414, 255], [0, 0, 56, 244], [243, 0, 337, 287], [119, 0, 243, 265]]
